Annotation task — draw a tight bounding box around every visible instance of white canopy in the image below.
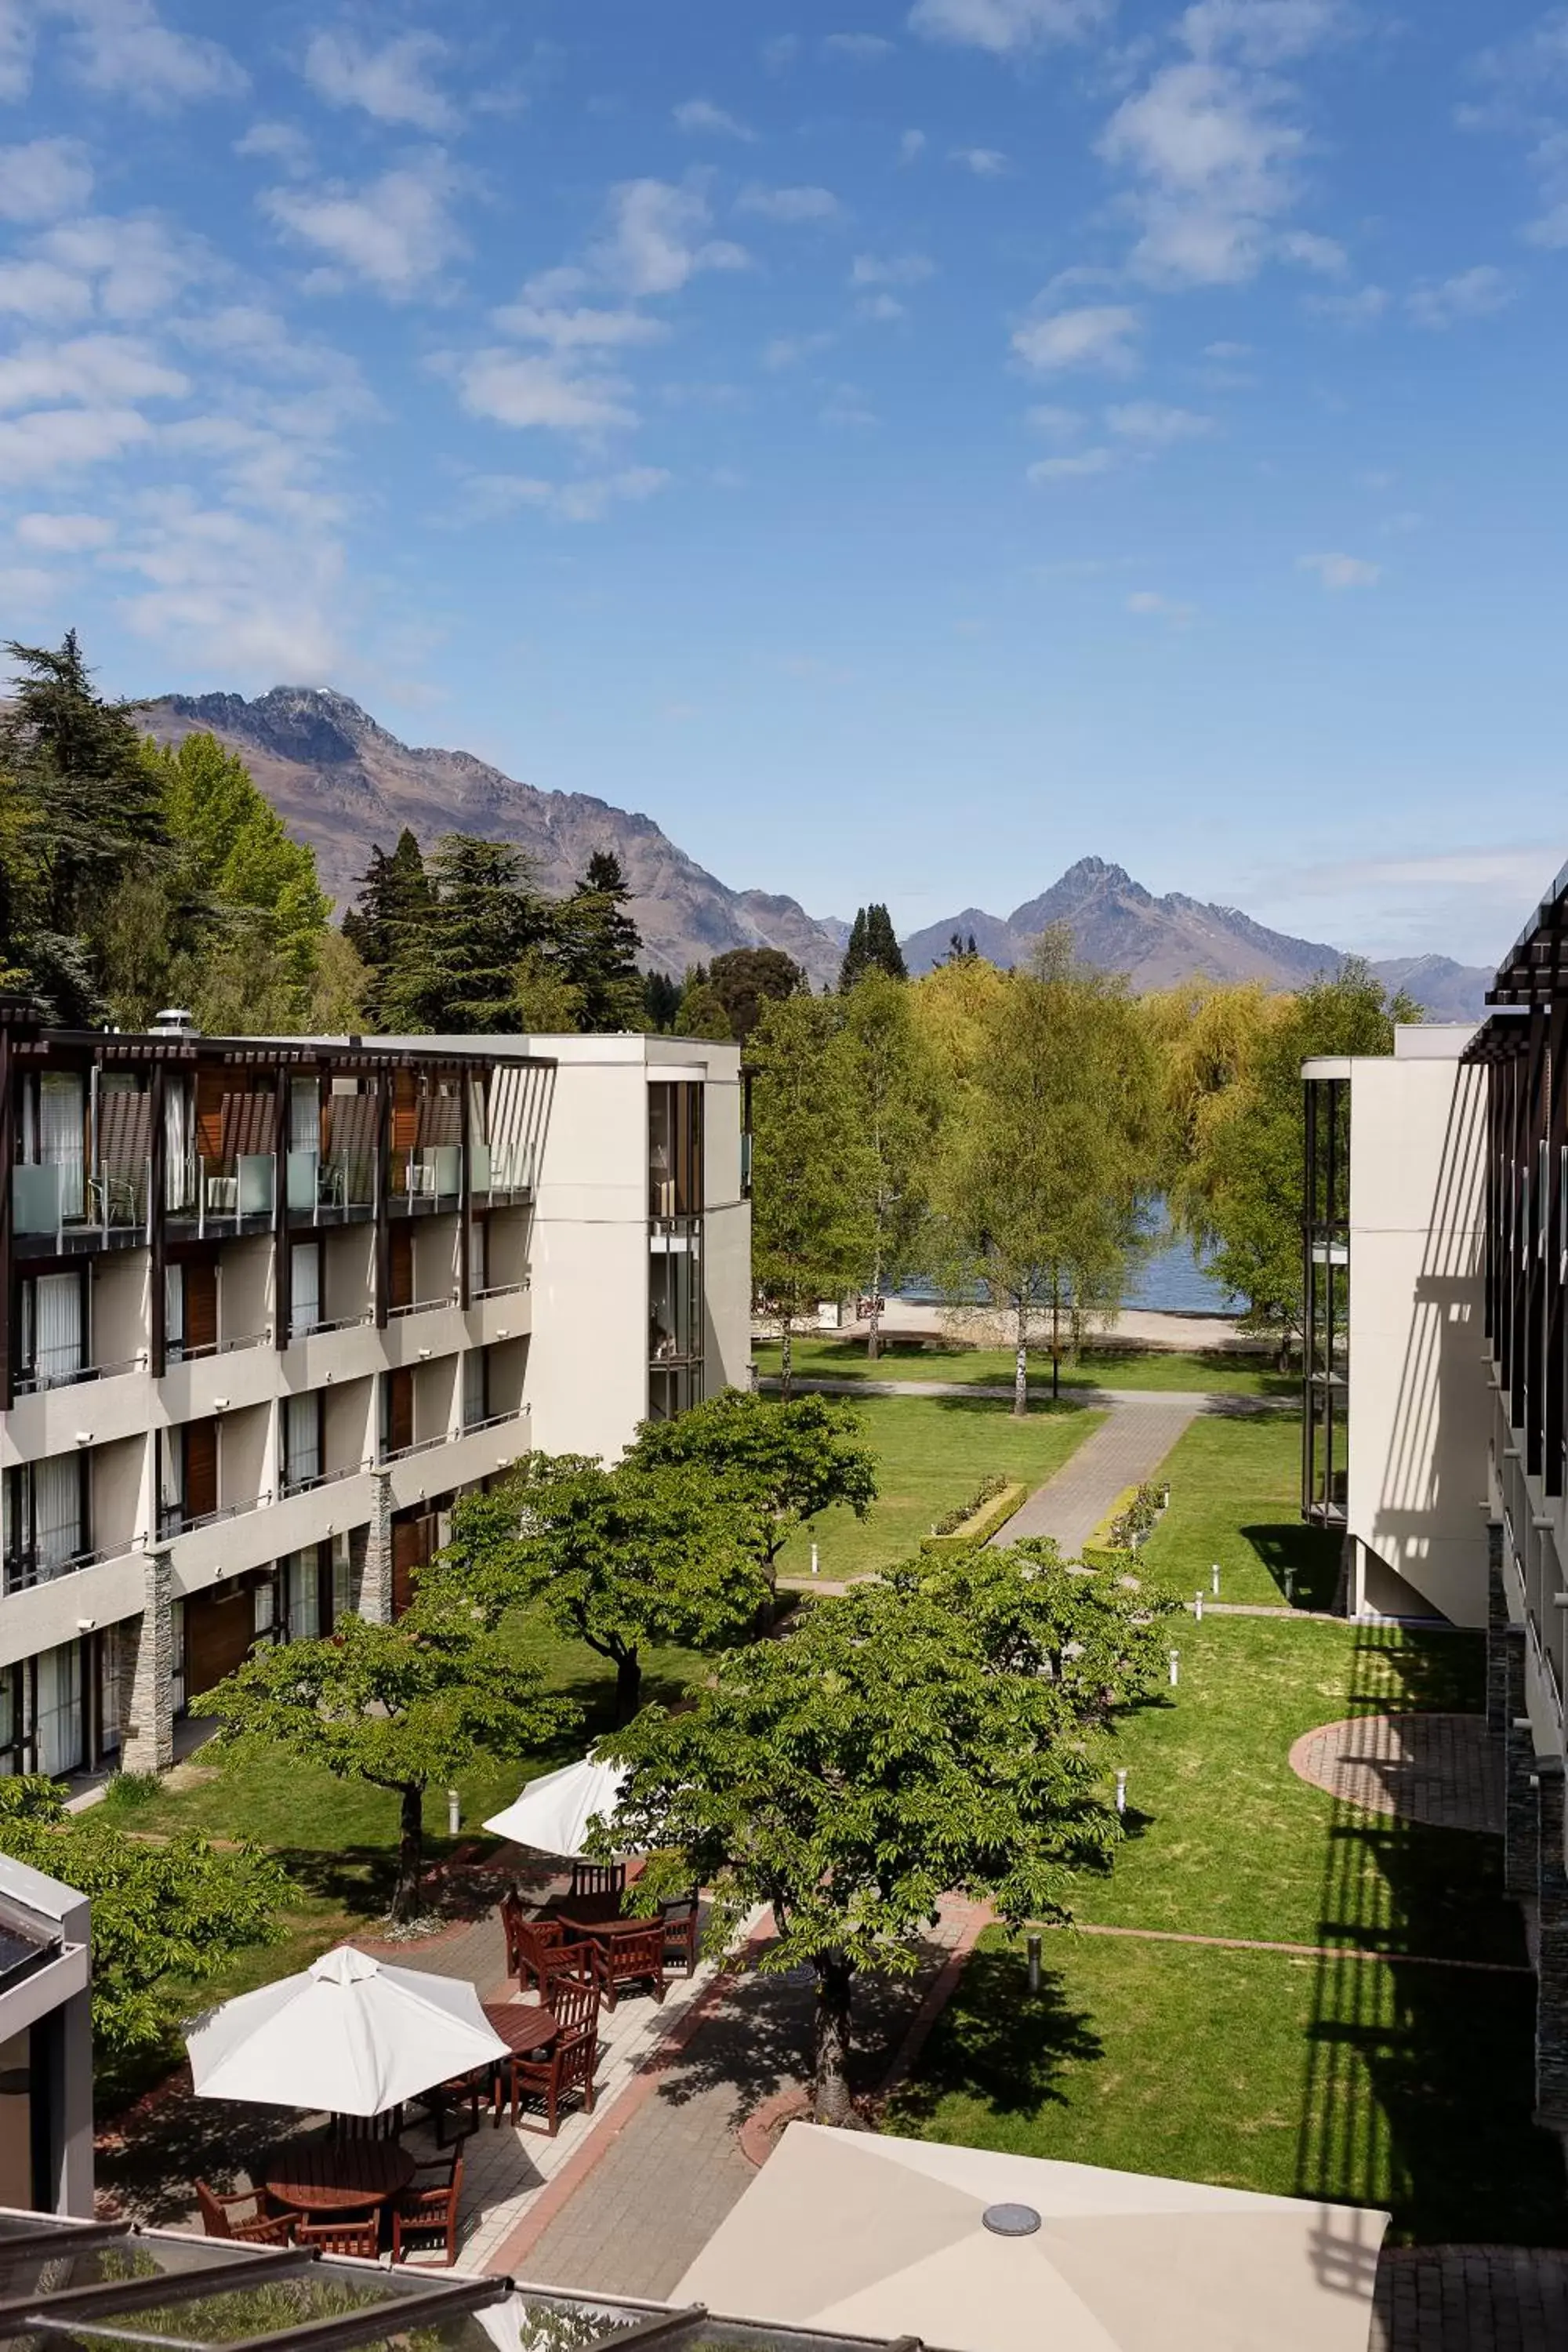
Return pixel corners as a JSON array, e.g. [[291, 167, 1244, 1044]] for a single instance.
[[676, 2124, 1388, 2352], [186, 1945, 509, 2117], [482, 1752, 633, 1861]]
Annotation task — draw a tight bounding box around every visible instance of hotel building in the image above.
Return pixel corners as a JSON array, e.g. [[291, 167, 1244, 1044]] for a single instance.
[[0, 1002, 750, 1786]]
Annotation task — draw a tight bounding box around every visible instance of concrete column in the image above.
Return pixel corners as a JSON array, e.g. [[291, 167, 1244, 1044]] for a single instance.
[[1503, 1625, 1538, 1900], [352, 1472, 394, 1623], [1486, 1520, 1509, 1739], [120, 1548, 172, 1774], [1535, 1758, 1568, 2131]]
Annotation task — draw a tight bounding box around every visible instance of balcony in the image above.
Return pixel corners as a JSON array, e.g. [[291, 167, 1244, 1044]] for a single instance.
[[470, 1142, 535, 1205], [165, 1154, 276, 1239], [14, 1351, 146, 1398], [285, 1147, 376, 1227], [12, 1158, 151, 1256], [383, 1408, 530, 1508], [2, 1540, 117, 1598], [389, 1145, 461, 1214]]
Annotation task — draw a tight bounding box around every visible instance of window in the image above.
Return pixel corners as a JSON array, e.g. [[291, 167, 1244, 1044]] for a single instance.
[[290, 1240, 321, 1336], [0, 1663, 27, 1776], [170, 1599, 186, 1715], [165, 1262, 185, 1356], [281, 1394, 322, 1492], [289, 1076, 321, 1155], [97, 1626, 125, 1758], [285, 1549, 321, 1642], [648, 1081, 703, 1220], [463, 1348, 488, 1430], [332, 1533, 352, 1627], [21, 1272, 84, 1388], [35, 1640, 83, 1778], [254, 1573, 276, 1638], [470, 1217, 488, 1294], [38, 1072, 85, 1218]]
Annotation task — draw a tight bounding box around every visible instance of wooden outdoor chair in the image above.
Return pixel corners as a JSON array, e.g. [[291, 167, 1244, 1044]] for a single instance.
[[194, 2183, 301, 2245], [296, 2209, 382, 2260], [579, 1922, 666, 2011], [542, 1965, 601, 2042], [502, 1896, 567, 1995], [390, 2153, 463, 2267], [568, 1860, 626, 1902], [409, 2070, 483, 2150], [659, 1898, 701, 1977], [498, 2025, 598, 2137], [330, 2108, 402, 2141]]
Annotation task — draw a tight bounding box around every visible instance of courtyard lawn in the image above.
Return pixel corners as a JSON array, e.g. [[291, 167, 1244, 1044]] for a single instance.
[[754, 1334, 1296, 1399], [1135, 1407, 1342, 1610], [772, 1393, 1102, 1582]]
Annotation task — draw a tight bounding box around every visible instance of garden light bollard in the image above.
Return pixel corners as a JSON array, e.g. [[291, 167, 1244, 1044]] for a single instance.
[[1284, 1566, 1295, 1603], [811, 1541, 819, 1577], [1211, 1563, 1221, 1596], [1115, 1768, 1128, 1816], [446, 1788, 460, 1836], [1026, 1932, 1042, 1995], [1168, 1648, 1180, 1686], [1194, 1589, 1203, 1621]]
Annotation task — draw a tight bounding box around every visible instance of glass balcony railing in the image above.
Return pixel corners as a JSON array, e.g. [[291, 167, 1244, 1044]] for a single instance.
[[287, 1147, 377, 1217], [471, 1142, 535, 1198], [390, 1145, 462, 1204], [165, 1154, 275, 1230], [13, 1157, 151, 1243]]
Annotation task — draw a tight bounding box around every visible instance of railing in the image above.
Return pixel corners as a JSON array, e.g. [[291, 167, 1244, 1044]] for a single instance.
[[389, 1294, 459, 1319], [14, 1352, 147, 1396], [169, 1330, 273, 1363], [13, 1157, 152, 1246], [168, 1154, 275, 1232], [378, 1430, 453, 1465], [158, 1498, 256, 1541], [473, 1280, 530, 1301], [461, 1406, 527, 1436], [2, 1541, 121, 1595], [470, 1143, 535, 1199], [286, 1149, 377, 1219], [390, 1145, 462, 1205], [288, 1310, 374, 1341], [278, 1461, 362, 1498]]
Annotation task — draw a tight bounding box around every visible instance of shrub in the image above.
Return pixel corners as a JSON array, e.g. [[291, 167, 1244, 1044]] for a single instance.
[[930, 1472, 1011, 1538]]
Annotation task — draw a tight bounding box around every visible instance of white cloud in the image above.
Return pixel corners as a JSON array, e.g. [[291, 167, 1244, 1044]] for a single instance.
[[1100, 59, 1306, 285], [764, 331, 833, 369], [16, 508, 114, 550], [456, 348, 637, 438], [949, 147, 1008, 176], [1180, 0, 1343, 67], [0, 333, 187, 411], [1305, 281, 1387, 325], [1027, 447, 1114, 479], [1106, 398, 1214, 441], [857, 293, 906, 321], [851, 252, 935, 285], [739, 184, 843, 222], [822, 32, 894, 58], [909, 0, 1109, 53], [590, 180, 748, 296], [491, 301, 668, 350], [464, 466, 671, 524], [821, 385, 878, 427], [0, 137, 92, 222], [1205, 337, 1252, 356], [50, 0, 246, 109], [899, 129, 927, 163], [0, 1, 34, 100], [1279, 227, 1345, 273], [236, 121, 314, 174], [1027, 403, 1083, 434], [1127, 588, 1196, 622], [0, 259, 92, 321], [1299, 550, 1380, 589], [0, 564, 62, 609], [303, 29, 456, 133], [263, 152, 464, 299], [0, 404, 151, 482], [35, 213, 209, 318], [110, 488, 347, 677], [1406, 265, 1512, 328], [673, 98, 756, 141], [1013, 304, 1142, 373]]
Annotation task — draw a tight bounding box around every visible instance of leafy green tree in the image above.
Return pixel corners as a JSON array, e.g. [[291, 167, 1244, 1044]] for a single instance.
[[554, 850, 648, 1031], [1195, 960, 1419, 1358], [378, 835, 547, 1034], [673, 964, 735, 1042], [426, 1453, 771, 1726], [0, 1777, 289, 2059], [706, 947, 808, 1044], [191, 1604, 572, 1921], [749, 993, 876, 1396], [935, 930, 1159, 1413], [604, 1550, 1165, 2122], [839, 971, 942, 1357], [343, 829, 436, 1025], [838, 903, 907, 989], [630, 1388, 877, 1579]]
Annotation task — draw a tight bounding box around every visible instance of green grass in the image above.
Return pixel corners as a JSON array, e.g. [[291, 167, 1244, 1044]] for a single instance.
[[1138, 1408, 1342, 1609], [756, 1334, 1296, 1398], [773, 1393, 1102, 1582], [888, 1929, 1566, 2246]]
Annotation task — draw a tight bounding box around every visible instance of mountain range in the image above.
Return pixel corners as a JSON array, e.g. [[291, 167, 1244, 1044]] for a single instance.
[[143, 688, 1494, 1020]]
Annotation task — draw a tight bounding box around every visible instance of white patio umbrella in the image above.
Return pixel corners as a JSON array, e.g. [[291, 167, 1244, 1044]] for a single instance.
[[482, 1751, 633, 1861], [677, 2124, 1388, 2352], [186, 1945, 509, 2117]]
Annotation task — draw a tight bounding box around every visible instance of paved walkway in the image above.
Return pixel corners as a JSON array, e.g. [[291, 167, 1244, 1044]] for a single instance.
[[1289, 1714, 1504, 1835], [1373, 2248, 1568, 2350], [993, 1392, 1204, 1553], [763, 1374, 1292, 1414]]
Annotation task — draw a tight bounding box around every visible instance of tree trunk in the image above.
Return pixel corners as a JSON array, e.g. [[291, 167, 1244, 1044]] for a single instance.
[[780, 1319, 793, 1402], [1014, 1298, 1029, 1418], [1051, 1289, 1061, 1404], [613, 1647, 643, 1727], [866, 1304, 881, 1362], [812, 1950, 856, 2125], [391, 1783, 424, 1923]]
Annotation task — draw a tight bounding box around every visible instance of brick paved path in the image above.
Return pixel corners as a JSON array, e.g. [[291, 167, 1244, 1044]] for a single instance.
[[765, 1375, 1293, 1415], [992, 1394, 1203, 1554], [1373, 2248, 1568, 2349], [1289, 1714, 1504, 1835]]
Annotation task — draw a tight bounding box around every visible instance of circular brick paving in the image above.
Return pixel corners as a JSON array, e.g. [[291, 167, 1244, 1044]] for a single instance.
[[1287, 1713, 1503, 1834]]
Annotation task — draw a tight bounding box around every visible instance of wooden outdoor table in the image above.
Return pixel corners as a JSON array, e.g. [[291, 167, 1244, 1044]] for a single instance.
[[481, 2002, 560, 2057], [263, 2140, 414, 2216], [543, 1896, 649, 1936]]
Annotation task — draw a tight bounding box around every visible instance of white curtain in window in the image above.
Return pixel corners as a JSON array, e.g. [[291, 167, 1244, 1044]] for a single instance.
[[34, 1274, 82, 1384], [290, 1078, 321, 1155], [290, 1243, 321, 1333], [39, 1074, 85, 1218], [165, 1080, 193, 1209], [463, 1348, 487, 1430], [34, 1457, 82, 1570], [165, 1264, 184, 1352], [284, 1397, 320, 1489], [287, 1552, 321, 1641], [254, 1575, 276, 1635], [332, 1535, 352, 1626], [35, 1642, 83, 1777]]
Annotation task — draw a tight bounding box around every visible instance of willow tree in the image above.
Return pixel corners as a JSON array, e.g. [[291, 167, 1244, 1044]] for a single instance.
[[935, 929, 1158, 1412]]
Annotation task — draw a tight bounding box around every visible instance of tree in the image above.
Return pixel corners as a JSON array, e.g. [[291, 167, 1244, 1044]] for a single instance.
[[603, 1549, 1167, 2123], [343, 829, 436, 1025], [427, 1454, 771, 1726], [190, 1604, 572, 1921], [706, 947, 808, 1044], [838, 904, 908, 989], [0, 1777, 289, 2060], [554, 850, 648, 1031], [1192, 961, 1418, 1358], [512, 942, 584, 1031], [644, 967, 683, 1032], [673, 964, 735, 1042], [838, 971, 942, 1357], [935, 931, 1159, 1413], [377, 835, 548, 1033], [943, 931, 979, 963], [748, 993, 876, 1396], [630, 1388, 877, 1579]]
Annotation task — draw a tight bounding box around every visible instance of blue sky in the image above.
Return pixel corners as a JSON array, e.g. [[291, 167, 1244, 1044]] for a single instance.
[[1, 0, 1565, 964]]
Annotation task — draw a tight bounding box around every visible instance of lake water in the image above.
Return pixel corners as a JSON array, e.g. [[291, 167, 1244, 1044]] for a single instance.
[[898, 1221, 1241, 1319]]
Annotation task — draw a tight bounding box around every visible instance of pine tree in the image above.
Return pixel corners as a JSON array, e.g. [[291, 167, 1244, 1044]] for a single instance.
[[644, 969, 683, 1031], [554, 849, 648, 1031], [840, 906, 906, 989], [343, 829, 436, 1027], [378, 834, 546, 1033]]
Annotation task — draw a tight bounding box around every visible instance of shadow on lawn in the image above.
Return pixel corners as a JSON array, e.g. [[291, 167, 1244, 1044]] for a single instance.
[[1293, 1620, 1566, 2245], [884, 1950, 1102, 2128], [1240, 1522, 1342, 1612]]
